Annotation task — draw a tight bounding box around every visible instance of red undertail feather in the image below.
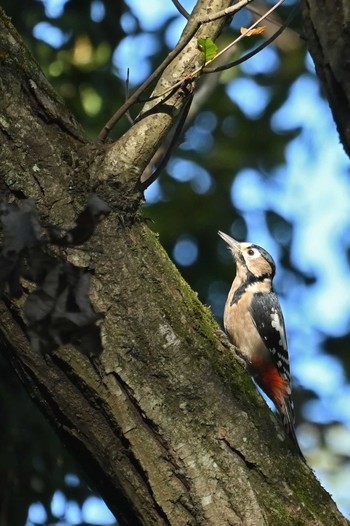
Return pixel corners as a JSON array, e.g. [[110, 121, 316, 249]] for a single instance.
[[255, 364, 289, 409], [255, 364, 305, 461]]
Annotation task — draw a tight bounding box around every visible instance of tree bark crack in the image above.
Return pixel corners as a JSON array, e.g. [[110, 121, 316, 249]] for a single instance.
[[220, 436, 268, 480], [107, 369, 194, 494]]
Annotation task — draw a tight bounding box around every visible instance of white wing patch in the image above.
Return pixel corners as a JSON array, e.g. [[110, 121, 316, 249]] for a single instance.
[[270, 309, 287, 351], [249, 291, 291, 380]]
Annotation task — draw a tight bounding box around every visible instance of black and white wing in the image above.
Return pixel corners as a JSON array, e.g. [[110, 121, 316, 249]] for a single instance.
[[249, 291, 290, 382], [249, 291, 305, 458]]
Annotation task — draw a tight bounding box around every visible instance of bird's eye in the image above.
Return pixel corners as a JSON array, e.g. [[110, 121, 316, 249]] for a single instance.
[[247, 249, 255, 256]]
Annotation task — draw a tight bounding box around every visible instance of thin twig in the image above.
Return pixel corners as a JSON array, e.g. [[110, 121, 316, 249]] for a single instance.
[[125, 68, 134, 125], [137, 83, 182, 104], [98, 0, 254, 142], [204, 0, 285, 69], [133, 0, 286, 110], [172, 0, 189, 19], [98, 27, 199, 142], [247, 3, 300, 36], [140, 71, 221, 185], [247, 4, 284, 28], [204, 5, 298, 73], [141, 93, 194, 191]]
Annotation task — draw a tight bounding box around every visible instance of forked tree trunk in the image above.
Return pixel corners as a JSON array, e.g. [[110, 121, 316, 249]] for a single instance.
[[301, 0, 350, 157], [0, 2, 348, 525]]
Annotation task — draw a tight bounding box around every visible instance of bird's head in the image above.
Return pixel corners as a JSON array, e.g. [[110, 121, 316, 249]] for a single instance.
[[218, 231, 276, 280]]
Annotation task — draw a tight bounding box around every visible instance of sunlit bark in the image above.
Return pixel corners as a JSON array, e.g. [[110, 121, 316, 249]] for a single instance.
[[0, 3, 348, 525]]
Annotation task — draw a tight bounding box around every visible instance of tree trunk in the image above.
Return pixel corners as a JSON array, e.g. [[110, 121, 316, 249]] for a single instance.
[[301, 0, 350, 156], [0, 2, 348, 525]]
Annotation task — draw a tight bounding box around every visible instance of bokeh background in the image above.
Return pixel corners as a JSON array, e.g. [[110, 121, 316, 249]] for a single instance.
[[2, 0, 350, 524]]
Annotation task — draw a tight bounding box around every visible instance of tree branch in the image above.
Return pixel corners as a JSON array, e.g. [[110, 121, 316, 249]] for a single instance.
[[171, 0, 190, 19], [98, 0, 254, 142], [141, 92, 193, 190], [301, 0, 350, 156], [204, 4, 298, 73], [0, 3, 349, 526]]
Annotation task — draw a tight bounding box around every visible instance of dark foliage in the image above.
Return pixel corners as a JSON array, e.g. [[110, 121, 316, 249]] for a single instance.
[[0, 195, 110, 356]]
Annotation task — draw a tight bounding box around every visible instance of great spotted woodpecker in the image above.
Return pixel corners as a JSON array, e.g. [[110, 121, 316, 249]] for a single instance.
[[218, 231, 304, 459]]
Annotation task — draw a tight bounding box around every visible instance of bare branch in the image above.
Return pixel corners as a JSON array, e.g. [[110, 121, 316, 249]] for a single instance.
[[172, 0, 190, 19], [129, 0, 287, 117], [124, 68, 134, 125], [98, 0, 254, 142], [141, 93, 193, 190], [203, 0, 285, 70], [247, 2, 300, 37], [204, 5, 298, 73], [140, 70, 222, 185]]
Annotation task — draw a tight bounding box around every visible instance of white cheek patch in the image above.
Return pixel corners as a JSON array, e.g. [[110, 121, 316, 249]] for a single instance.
[[270, 310, 287, 351]]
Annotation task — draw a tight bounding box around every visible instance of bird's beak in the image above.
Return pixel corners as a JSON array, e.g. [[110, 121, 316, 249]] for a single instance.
[[218, 231, 240, 257]]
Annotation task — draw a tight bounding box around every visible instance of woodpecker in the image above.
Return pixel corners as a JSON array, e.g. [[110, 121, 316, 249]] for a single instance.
[[218, 230, 304, 459]]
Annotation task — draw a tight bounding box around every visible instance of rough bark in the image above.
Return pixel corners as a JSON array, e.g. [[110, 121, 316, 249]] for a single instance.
[[0, 2, 348, 526], [301, 0, 350, 156]]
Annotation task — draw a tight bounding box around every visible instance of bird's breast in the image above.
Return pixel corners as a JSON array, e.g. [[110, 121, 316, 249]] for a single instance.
[[224, 289, 270, 368]]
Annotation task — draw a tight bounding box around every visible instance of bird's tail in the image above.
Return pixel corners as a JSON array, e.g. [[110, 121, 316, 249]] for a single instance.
[[281, 397, 306, 462]]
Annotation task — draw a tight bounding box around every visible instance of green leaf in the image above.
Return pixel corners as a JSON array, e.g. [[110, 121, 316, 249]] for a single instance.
[[197, 37, 218, 61]]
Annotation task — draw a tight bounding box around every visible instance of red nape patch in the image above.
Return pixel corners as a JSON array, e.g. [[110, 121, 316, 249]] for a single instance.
[[255, 365, 289, 408]]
